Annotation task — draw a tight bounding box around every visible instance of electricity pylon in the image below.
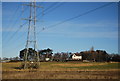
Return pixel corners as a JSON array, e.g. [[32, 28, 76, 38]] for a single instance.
[[22, 1, 43, 69]]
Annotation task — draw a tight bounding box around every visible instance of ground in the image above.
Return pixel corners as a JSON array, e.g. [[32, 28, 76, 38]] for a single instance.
[[1, 61, 120, 79]]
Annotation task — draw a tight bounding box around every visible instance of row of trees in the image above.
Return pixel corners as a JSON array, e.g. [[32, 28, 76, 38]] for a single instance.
[[1, 48, 120, 62], [80, 50, 120, 62], [108, 54, 120, 62], [0, 56, 20, 62], [19, 48, 120, 62], [53, 52, 70, 62], [80, 50, 108, 62], [39, 48, 53, 61]]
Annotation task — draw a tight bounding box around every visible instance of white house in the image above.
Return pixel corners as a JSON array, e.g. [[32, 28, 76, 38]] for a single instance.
[[72, 53, 82, 60], [45, 58, 50, 61]]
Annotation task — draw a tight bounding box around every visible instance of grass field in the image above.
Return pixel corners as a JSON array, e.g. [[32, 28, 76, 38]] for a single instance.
[[1, 62, 120, 79]]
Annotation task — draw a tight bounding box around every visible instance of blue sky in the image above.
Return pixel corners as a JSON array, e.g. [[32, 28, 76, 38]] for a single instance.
[[2, 2, 118, 58], [0, 2, 2, 58]]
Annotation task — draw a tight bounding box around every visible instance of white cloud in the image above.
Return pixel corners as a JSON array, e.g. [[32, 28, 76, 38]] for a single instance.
[[67, 31, 118, 38], [2, 27, 17, 32], [2, 26, 27, 32], [42, 20, 117, 31], [41, 30, 118, 39], [2, 20, 118, 39], [38, 21, 118, 39]]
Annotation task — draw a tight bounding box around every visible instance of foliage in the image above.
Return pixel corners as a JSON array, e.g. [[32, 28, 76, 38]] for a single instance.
[[38, 48, 53, 61], [53, 52, 69, 62], [80, 50, 108, 62], [19, 48, 37, 59]]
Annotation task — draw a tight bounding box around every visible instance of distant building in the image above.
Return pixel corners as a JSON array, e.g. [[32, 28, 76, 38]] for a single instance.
[[0, 60, 10, 63], [72, 53, 82, 60], [45, 58, 50, 61]]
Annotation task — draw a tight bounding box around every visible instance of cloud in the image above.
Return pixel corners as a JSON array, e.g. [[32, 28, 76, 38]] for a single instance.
[[40, 30, 118, 39], [41, 20, 117, 31], [2, 26, 27, 32], [39, 21, 118, 39], [2, 20, 118, 39], [67, 31, 118, 38], [2, 27, 17, 32]]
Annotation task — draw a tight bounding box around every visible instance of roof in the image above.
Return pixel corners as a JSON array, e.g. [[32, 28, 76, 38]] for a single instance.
[[73, 53, 81, 56]]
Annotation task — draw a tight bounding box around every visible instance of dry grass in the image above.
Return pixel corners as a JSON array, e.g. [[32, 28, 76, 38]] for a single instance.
[[1, 62, 120, 79], [52, 62, 108, 67]]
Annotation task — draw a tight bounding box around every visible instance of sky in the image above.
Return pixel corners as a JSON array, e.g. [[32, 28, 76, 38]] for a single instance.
[[0, 2, 2, 58], [1, 2, 119, 58]]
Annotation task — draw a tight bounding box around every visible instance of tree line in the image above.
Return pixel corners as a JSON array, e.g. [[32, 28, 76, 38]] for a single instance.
[[1, 48, 120, 62]]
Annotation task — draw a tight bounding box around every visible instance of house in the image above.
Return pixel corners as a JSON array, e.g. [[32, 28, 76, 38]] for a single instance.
[[72, 53, 82, 60], [45, 58, 50, 61]]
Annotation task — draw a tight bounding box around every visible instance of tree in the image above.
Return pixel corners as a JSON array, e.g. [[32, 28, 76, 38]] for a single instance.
[[109, 54, 120, 62], [53, 52, 69, 62], [13, 56, 19, 61], [3, 57, 9, 60], [38, 48, 53, 61], [61, 52, 69, 62], [19, 48, 37, 61], [53, 53, 61, 61], [96, 50, 108, 62], [80, 50, 108, 62]]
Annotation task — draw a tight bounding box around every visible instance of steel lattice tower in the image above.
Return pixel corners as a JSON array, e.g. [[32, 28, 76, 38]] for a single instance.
[[22, 1, 42, 69]]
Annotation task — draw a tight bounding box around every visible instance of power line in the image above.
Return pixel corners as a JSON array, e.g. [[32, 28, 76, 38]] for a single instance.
[[4, 21, 28, 45], [5, 3, 21, 30], [3, 3, 22, 41], [3, 28, 27, 50], [44, 2, 64, 16], [36, 2, 61, 17], [36, 2, 65, 34], [9, 22, 27, 40], [37, 2, 114, 34], [4, 3, 28, 42], [4, 3, 40, 47]]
